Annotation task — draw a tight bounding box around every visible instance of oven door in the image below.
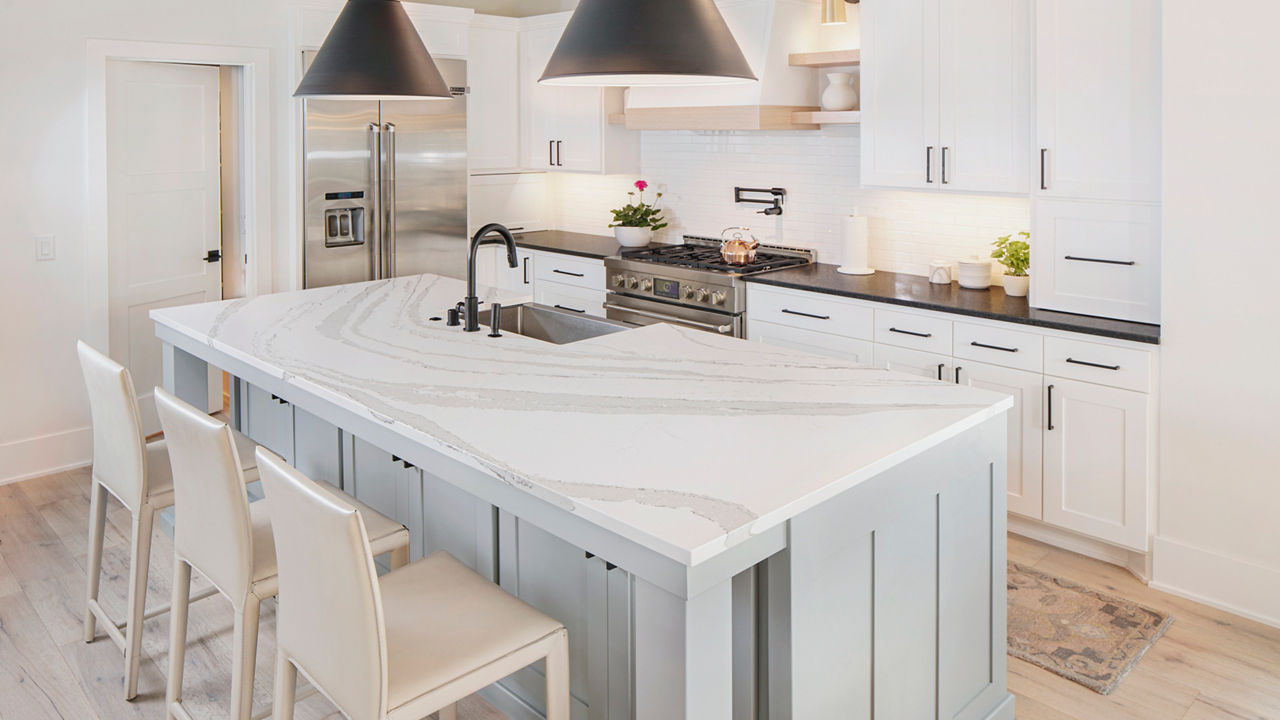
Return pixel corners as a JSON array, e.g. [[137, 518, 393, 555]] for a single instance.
[[604, 293, 743, 337]]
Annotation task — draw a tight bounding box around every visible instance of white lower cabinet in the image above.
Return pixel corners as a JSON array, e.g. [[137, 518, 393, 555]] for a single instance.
[[534, 281, 607, 318], [1043, 377, 1150, 551], [747, 319, 874, 364], [957, 360, 1044, 519], [873, 343, 953, 382]]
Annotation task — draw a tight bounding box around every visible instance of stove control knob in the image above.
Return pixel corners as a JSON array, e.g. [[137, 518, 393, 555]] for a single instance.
[[612, 274, 625, 288], [640, 278, 653, 292], [683, 286, 695, 299], [626, 276, 639, 290], [711, 291, 727, 306], [695, 288, 710, 302]]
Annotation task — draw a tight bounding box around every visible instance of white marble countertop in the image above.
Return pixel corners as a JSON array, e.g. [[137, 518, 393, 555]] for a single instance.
[[152, 274, 1011, 567]]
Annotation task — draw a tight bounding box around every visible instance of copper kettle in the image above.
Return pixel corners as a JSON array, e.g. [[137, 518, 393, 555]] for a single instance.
[[720, 227, 760, 265]]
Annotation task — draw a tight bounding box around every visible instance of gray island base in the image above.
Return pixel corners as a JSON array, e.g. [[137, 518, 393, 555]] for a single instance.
[[153, 274, 1015, 720]]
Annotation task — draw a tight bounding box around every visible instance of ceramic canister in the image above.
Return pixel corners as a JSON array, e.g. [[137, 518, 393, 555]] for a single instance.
[[928, 260, 952, 285], [956, 259, 993, 290]]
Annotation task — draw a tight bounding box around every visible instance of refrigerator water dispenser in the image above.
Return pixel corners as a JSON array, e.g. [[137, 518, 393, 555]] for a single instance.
[[323, 207, 365, 248]]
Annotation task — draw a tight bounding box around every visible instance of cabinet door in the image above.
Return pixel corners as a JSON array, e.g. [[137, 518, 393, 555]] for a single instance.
[[861, 0, 941, 189], [534, 281, 607, 318], [520, 22, 603, 173], [468, 23, 520, 172], [292, 407, 341, 489], [938, 0, 1029, 193], [956, 361, 1043, 519], [347, 436, 425, 568], [480, 246, 534, 293], [1043, 378, 1149, 550], [873, 343, 952, 382], [748, 319, 875, 365], [1035, 0, 1160, 202], [245, 384, 294, 463], [1031, 198, 1161, 323]]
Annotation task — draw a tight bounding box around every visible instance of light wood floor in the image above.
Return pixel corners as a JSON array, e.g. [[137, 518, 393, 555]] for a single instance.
[[1, 468, 1277, 720]]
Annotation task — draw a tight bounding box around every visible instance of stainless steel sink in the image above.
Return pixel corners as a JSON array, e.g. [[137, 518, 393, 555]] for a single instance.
[[478, 303, 633, 344]]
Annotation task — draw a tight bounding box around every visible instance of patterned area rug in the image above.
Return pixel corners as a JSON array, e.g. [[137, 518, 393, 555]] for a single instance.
[[1007, 562, 1173, 695]]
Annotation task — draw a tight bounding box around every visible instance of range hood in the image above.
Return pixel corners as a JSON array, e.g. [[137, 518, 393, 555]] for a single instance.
[[619, 0, 859, 130]]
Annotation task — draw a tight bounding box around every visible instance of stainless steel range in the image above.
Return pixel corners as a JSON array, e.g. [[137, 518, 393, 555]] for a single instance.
[[603, 235, 815, 337]]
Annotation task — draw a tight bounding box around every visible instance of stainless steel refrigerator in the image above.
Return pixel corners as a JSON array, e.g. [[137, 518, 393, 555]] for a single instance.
[[302, 54, 468, 288]]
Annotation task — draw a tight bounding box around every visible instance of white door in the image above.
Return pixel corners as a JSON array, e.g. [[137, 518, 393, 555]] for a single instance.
[[938, 0, 1030, 193], [1043, 377, 1150, 550], [1034, 0, 1161, 202], [860, 0, 941, 189], [106, 60, 222, 433], [873, 344, 952, 382], [956, 360, 1044, 518]]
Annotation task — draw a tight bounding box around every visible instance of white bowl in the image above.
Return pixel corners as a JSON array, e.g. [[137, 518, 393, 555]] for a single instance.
[[957, 260, 992, 290]]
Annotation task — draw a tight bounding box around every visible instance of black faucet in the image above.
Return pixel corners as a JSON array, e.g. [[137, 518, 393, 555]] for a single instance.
[[464, 223, 518, 332]]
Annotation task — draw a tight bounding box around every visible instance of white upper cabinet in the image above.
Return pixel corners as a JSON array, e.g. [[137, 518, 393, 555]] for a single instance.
[[468, 16, 521, 172], [1034, 0, 1161, 202], [519, 14, 639, 174], [861, 0, 1029, 193]]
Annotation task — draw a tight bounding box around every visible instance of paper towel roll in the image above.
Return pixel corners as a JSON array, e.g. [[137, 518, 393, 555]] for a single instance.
[[837, 214, 875, 275]]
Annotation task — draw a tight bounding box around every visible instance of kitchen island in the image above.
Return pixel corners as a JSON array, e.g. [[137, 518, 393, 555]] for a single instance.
[[152, 273, 1015, 720]]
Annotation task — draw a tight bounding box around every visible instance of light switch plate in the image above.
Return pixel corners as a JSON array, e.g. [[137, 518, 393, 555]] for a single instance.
[[36, 235, 55, 261]]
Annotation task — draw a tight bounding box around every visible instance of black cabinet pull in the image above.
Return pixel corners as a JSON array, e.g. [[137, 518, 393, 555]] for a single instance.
[[549, 140, 554, 167], [391, 455, 415, 470], [941, 146, 950, 184], [936, 363, 945, 381], [1047, 384, 1055, 431], [781, 308, 831, 320], [889, 327, 933, 338], [1065, 357, 1121, 371], [926, 146, 934, 183], [552, 269, 585, 277], [954, 366, 963, 384], [1040, 148, 1048, 190], [556, 140, 563, 167], [522, 257, 530, 284], [554, 304, 586, 313], [970, 341, 1019, 353], [1064, 255, 1137, 266]]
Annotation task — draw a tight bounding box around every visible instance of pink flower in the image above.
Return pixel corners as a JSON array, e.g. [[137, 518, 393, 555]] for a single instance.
[[635, 180, 649, 191]]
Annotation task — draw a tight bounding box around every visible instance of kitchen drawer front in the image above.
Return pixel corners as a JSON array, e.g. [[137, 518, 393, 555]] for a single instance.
[[748, 319, 875, 365], [874, 308, 953, 355], [534, 281, 608, 318], [533, 252, 605, 289], [1044, 336, 1151, 392], [748, 286, 874, 340], [953, 321, 1044, 373]]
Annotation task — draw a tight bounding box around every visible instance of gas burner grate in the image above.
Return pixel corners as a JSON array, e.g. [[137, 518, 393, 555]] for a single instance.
[[620, 244, 811, 275]]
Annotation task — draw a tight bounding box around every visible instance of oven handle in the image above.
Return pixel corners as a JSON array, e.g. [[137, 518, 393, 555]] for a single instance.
[[603, 302, 735, 335]]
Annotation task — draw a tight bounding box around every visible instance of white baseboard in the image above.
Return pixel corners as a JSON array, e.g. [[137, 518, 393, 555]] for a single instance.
[[1008, 514, 1151, 581], [0, 426, 92, 486], [1150, 536, 1280, 630]]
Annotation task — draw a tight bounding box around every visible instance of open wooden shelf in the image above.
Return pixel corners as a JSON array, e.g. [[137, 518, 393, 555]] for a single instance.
[[788, 49, 861, 68], [790, 110, 861, 126]]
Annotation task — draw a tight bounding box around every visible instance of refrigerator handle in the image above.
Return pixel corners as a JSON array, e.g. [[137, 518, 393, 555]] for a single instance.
[[384, 122, 397, 279], [368, 122, 384, 279]]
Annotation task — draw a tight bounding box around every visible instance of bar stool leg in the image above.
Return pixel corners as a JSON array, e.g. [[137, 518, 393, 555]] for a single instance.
[[166, 558, 192, 720], [230, 594, 262, 720], [273, 653, 297, 720], [545, 630, 570, 720], [83, 481, 108, 643], [123, 504, 155, 700]]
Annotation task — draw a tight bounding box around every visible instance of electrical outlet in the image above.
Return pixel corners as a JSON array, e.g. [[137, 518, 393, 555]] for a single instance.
[[35, 235, 55, 261]]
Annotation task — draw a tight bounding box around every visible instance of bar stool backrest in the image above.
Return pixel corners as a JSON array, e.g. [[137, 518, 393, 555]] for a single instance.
[[154, 387, 255, 609], [256, 447, 389, 720], [76, 341, 148, 511]]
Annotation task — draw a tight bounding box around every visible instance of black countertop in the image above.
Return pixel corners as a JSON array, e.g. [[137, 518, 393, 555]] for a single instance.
[[745, 263, 1161, 345], [511, 230, 638, 260]]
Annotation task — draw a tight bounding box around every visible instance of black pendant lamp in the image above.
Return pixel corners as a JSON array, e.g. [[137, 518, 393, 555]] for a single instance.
[[540, 0, 757, 86], [294, 0, 451, 100]]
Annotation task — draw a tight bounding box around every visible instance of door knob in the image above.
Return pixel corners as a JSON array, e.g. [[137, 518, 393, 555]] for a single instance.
[[203, 250, 222, 263]]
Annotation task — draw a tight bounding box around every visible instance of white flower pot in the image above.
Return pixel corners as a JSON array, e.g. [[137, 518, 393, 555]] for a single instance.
[[1002, 274, 1030, 297], [820, 72, 858, 112], [614, 226, 653, 248]]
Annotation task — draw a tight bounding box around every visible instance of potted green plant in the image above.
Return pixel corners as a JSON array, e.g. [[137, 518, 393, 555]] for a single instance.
[[992, 231, 1031, 297], [610, 180, 668, 247]]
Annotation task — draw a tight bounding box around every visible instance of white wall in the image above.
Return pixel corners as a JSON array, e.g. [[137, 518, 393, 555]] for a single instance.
[[551, 127, 1030, 276], [1152, 1, 1280, 626], [0, 0, 300, 483]]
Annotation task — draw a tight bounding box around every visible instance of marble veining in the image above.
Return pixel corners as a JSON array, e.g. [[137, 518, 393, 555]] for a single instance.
[[152, 274, 1011, 566]]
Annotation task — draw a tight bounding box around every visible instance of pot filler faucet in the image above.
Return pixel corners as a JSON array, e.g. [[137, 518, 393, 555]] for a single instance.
[[464, 223, 518, 332]]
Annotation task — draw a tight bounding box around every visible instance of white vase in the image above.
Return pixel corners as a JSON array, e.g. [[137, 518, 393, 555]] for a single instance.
[[820, 72, 858, 112], [1002, 274, 1030, 297], [614, 226, 652, 248]]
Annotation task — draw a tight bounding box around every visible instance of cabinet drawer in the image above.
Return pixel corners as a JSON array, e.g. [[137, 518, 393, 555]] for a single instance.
[[748, 286, 874, 340], [953, 321, 1044, 373], [533, 251, 605, 289], [874, 308, 953, 355], [533, 281, 607, 318], [1044, 336, 1151, 392], [748, 319, 875, 365]]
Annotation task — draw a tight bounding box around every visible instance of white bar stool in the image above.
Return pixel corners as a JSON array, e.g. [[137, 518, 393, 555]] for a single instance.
[[256, 447, 571, 720], [76, 341, 259, 700], [155, 388, 412, 720]]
